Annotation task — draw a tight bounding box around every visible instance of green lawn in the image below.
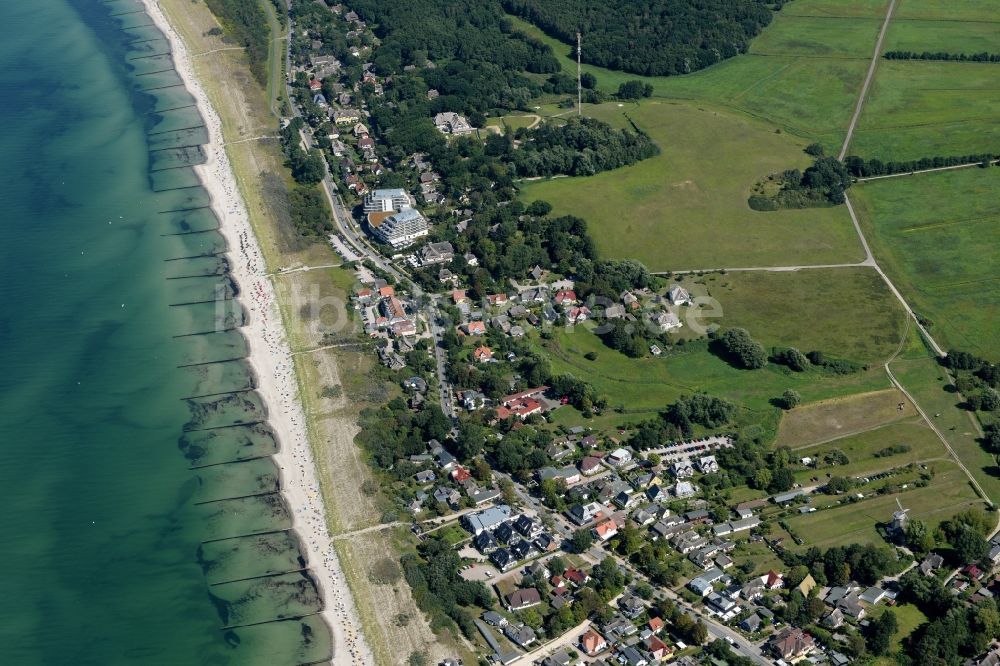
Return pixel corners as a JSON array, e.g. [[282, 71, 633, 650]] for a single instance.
[[851, 168, 1000, 358], [519, 102, 864, 270], [486, 114, 539, 133], [851, 61, 1000, 160], [693, 267, 906, 364], [785, 462, 985, 548], [888, 329, 999, 504], [884, 19, 1000, 54], [893, 0, 998, 21]]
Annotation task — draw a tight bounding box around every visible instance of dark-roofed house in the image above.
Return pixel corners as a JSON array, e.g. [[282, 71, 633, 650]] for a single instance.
[[504, 623, 537, 648], [505, 587, 541, 611], [490, 548, 514, 572], [768, 627, 815, 661]]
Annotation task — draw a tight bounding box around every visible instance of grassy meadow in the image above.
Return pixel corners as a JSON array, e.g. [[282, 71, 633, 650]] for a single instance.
[[884, 18, 1000, 55], [851, 168, 1000, 358], [851, 61, 1000, 160], [520, 102, 864, 270], [692, 267, 906, 364], [893, 0, 998, 22], [785, 463, 985, 549]]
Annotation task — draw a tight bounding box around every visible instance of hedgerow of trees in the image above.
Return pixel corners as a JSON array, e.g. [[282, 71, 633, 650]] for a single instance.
[[886, 50, 1000, 63], [845, 153, 999, 178]]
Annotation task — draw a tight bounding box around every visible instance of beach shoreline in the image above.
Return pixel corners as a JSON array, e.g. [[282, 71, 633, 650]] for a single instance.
[[139, 1, 373, 663]]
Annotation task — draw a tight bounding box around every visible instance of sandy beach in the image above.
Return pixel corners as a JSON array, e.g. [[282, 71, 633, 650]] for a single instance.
[[140, 1, 373, 663]]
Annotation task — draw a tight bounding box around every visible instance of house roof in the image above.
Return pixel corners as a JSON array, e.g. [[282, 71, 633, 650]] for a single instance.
[[506, 587, 541, 608]]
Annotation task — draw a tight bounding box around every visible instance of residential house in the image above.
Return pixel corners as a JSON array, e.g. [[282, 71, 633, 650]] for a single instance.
[[668, 285, 691, 305], [650, 311, 682, 332], [568, 502, 605, 525], [697, 455, 719, 473], [474, 530, 499, 554], [593, 519, 619, 542], [739, 614, 762, 633], [673, 481, 697, 498], [767, 627, 815, 661], [579, 456, 603, 475], [671, 461, 695, 478], [580, 628, 608, 656], [462, 505, 512, 534], [483, 610, 508, 628], [619, 595, 645, 619], [606, 448, 633, 467], [504, 624, 537, 648], [490, 548, 515, 572], [433, 112, 475, 135], [505, 588, 541, 611], [763, 570, 784, 590], [821, 608, 844, 629], [514, 515, 541, 538], [418, 241, 454, 266], [474, 346, 494, 363]]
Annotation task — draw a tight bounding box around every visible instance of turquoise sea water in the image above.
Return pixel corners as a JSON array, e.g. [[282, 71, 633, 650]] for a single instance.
[[0, 1, 330, 663]]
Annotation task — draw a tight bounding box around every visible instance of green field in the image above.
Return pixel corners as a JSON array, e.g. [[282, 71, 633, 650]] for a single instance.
[[786, 463, 985, 548], [749, 14, 881, 58], [885, 19, 1000, 54], [851, 61, 1000, 160], [893, 0, 997, 22], [697, 267, 906, 363], [851, 168, 1000, 358], [541, 325, 892, 436], [485, 114, 539, 133], [888, 329, 999, 503], [520, 102, 864, 270], [783, 0, 889, 18]]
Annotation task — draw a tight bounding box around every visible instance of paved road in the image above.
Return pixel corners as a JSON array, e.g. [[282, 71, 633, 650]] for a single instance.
[[838, 0, 898, 160]]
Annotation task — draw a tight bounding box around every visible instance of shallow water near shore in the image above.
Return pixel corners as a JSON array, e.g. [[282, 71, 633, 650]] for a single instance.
[[0, 0, 330, 662]]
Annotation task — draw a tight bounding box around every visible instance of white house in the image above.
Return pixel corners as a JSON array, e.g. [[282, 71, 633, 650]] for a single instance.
[[668, 285, 691, 305], [606, 448, 633, 466]]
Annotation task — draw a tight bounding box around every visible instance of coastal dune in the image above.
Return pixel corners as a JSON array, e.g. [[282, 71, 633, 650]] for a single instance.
[[139, 1, 373, 663]]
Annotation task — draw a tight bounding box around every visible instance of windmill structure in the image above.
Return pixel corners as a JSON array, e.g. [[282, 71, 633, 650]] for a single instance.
[[890, 497, 909, 534]]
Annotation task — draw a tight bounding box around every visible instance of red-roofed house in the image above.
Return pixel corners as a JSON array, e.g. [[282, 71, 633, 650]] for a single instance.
[[579, 628, 607, 656], [550, 575, 565, 590], [564, 568, 590, 586], [567, 306, 591, 323], [452, 289, 468, 304], [378, 285, 395, 298], [487, 293, 509, 306], [308, 79, 322, 91], [593, 519, 618, 541], [451, 466, 471, 482], [464, 321, 486, 336], [496, 397, 542, 420], [643, 635, 673, 661], [579, 456, 603, 475], [554, 290, 577, 306], [473, 346, 493, 363], [648, 617, 664, 634], [501, 387, 548, 406], [764, 570, 784, 590]]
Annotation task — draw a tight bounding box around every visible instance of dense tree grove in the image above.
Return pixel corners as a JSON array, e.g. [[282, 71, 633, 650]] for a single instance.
[[749, 156, 853, 210], [402, 536, 493, 637], [715, 328, 768, 369], [508, 116, 660, 177], [845, 153, 999, 177], [344, 0, 559, 114], [629, 394, 737, 447], [781, 543, 899, 586], [501, 0, 784, 76], [204, 0, 271, 84], [886, 50, 1000, 63], [287, 186, 333, 236]]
